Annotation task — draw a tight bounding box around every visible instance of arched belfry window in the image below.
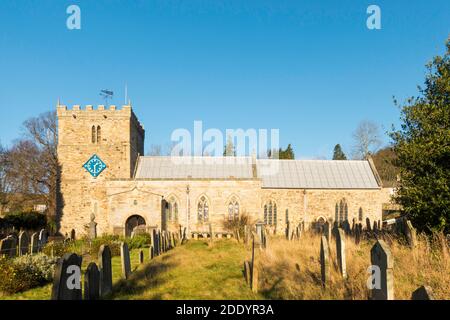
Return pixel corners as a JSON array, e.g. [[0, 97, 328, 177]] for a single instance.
[[97, 126, 101, 143], [167, 196, 178, 222], [264, 200, 277, 227], [198, 196, 209, 223], [92, 126, 96, 143], [228, 196, 239, 221]]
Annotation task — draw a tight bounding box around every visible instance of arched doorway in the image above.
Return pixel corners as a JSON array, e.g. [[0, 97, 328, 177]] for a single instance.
[[125, 215, 146, 237]]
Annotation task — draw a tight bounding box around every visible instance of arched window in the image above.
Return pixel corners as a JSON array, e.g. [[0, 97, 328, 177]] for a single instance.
[[97, 126, 101, 143], [264, 200, 277, 226], [358, 207, 363, 221], [198, 196, 209, 223], [91, 126, 96, 143], [228, 196, 239, 221], [168, 196, 178, 222]]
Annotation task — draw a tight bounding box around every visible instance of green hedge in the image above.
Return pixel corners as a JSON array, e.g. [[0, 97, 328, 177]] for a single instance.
[[2, 212, 47, 231]]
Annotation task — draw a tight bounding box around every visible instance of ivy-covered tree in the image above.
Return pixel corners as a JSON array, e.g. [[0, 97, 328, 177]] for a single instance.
[[332, 144, 347, 160], [390, 40, 450, 234]]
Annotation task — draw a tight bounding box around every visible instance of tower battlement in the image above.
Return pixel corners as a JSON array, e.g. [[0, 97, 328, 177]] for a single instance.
[[57, 104, 145, 132]]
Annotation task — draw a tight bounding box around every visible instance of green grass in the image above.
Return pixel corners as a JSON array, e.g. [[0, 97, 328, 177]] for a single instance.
[[0, 240, 261, 300]]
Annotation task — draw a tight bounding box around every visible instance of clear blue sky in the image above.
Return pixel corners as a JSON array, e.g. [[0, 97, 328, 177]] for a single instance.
[[0, 0, 449, 158]]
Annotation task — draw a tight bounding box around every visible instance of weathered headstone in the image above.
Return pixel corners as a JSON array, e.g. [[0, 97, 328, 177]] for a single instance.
[[18, 231, 29, 256], [70, 229, 76, 241], [88, 214, 97, 239], [51, 253, 83, 300], [84, 262, 100, 300], [149, 245, 154, 259], [8, 234, 17, 257], [336, 228, 347, 278], [98, 245, 112, 297], [31, 232, 39, 254], [139, 249, 144, 264], [366, 218, 372, 232], [285, 221, 290, 240], [324, 221, 331, 244], [244, 261, 251, 285], [0, 237, 12, 258], [120, 242, 131, 279], [320, 236, 330, 287], [38, 228, 48, 249], [405, 220, 417, 248], [412, 285, 434, 300], [370, 240, 394, 300]]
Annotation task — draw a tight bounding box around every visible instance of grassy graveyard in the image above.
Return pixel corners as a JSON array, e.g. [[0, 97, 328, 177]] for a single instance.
[[1, 233, 449, 300]]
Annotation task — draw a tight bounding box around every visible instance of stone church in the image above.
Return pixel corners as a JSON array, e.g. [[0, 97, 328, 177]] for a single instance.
[[57, 104, 390, 238]]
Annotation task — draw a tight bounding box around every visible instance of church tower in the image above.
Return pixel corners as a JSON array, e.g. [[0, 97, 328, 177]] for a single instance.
[[57, 104, 145, 236]]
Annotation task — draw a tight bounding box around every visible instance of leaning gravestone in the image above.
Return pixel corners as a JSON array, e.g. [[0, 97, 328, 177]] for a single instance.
[[18, 231, 29, 256], [31, 232, 39, 254], [370, 240, 394, 300], [285, 221, 290, 240], [412, 285, 434, 300], [51, 253, 83, 300], [366, 218, 372, 232], [320, 236, 330, 287], [98, 245, 112, 297], [149, 245, 154, 259], [84, 262, 100, 300], [336, 228, 347, 278], [405, 220, 417, 249], [139, 250, 144, 264], [120, 242, 131, 280]]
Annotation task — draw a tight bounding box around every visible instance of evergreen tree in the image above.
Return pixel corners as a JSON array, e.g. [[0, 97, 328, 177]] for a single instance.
[[332, 144, 347, 160], [223, 135, 236, 156], [390, 40, 450, 234]]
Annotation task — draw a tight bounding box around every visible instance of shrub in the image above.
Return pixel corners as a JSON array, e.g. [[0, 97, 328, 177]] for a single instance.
[[223, 212, 252, 237], [126, 233, 152, 250], [2, 211, 47, 231], [0, 254, 58, 294], [89, 235, 122, 257]]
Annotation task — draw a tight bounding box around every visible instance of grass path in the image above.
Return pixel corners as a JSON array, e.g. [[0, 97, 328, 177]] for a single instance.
[[1, 240, 260, 300]]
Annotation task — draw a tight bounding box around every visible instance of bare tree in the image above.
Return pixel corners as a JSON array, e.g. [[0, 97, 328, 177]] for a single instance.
[[351, 120, 382, 159], [0, 142, 10, 213], [147, 144, 162, 156], [4, 112, 59, 220]]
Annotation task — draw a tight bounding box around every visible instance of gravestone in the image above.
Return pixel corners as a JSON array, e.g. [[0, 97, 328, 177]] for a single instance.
[[139, 249, 144, 264], [250, 233, 258, 293], [88, 214, 97, 239], [320, 236, 330, 287], [244, 261, 251, 285], [84, 262, 100, 300], [285, 221, 290, 240], [18, 231, 29, 256], [355, 224, 361, 245], [98, 245, 112, 297], [370, 240, 394, 300], [38, 229, 48, 249], [31, 232, 39, 254], [0, 237, 12, 258], [51, 253, 83, 300], [209, 224, 214, 242], [366, 218, 372, 232], [149, 245, 154, 259], [324, 221, 331, 244], [120, 242, 131, 279], [405, 220, 417, 248], [336, 228, 347, 278], [412, 285, 434, 300], [70, 229, 76, 241], [8, 234, 17, 257], [262, 228, 268, 249]]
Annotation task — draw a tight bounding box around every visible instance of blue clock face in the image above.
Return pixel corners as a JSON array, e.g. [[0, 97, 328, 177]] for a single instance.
[[83, 154, 107, 178]]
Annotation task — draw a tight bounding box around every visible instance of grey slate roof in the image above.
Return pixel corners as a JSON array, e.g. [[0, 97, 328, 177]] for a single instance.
[[257, 159, 379, 189], [135, 156, 380, 189], [135, 156, 254, 179]]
